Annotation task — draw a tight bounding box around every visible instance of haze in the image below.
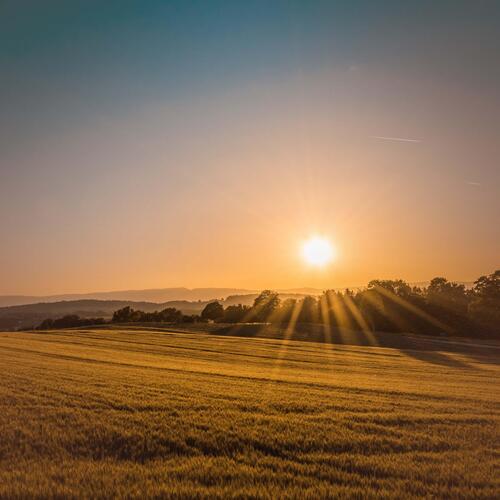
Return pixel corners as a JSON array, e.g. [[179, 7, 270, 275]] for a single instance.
[[1, 1, 499, 295]]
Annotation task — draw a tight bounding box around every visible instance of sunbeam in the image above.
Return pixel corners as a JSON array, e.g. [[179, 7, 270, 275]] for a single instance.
[[373, 285, 452, 334], [343, 293, 379, 346]]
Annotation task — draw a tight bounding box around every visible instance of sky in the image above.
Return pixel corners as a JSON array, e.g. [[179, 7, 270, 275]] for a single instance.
[[1, 0, 499, 295]]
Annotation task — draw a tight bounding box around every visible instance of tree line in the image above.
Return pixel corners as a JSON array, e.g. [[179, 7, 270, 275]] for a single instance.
[[197, 270, 499, 337], [37, 315, 106, 330], [35, 270, 499, 338]]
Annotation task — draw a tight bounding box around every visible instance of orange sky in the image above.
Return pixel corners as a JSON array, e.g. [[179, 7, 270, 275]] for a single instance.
[[1, 2, 498, 295], [2, 74, 497, 294]]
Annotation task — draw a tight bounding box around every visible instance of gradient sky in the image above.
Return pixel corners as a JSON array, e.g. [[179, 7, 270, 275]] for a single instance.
[[1, 0, 499, 295]]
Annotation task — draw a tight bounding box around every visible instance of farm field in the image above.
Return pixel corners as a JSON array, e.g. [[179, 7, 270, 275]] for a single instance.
[[0, 327, 499, 498]]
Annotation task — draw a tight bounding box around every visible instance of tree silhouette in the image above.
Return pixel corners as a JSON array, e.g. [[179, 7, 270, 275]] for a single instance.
[[251, 290, 280, 322], [469, 270, 500, 334], [299, 296, 319, 323], [112, 306, 133, 323], [223, 304, 250, 323], [201, 301, 224, 321], [39, 270, 500, 338]]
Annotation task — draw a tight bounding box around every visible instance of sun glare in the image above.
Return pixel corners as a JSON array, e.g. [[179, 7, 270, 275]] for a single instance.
[[301, 236, 335, 267]]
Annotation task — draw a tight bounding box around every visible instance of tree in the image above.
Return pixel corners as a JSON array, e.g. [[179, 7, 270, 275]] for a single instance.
[[182, 314, 201, 323], [251, 290, 280, 322], [277, 298, 298, 324], [111, 306, 183, 324], [112, 306, 133, 323], [426, 277, 469, 315], [469, 270, 500, 334], [201, 301, 224, 321], [365, 280, 417, 332], [159, 307, 183, 323], [473, 270, 500, 300], [223, 304, 250, 323], [37, 315, 105, 330], [299, 296, 319, 323], [367, 279, 412, 298], [38, 318, 54, 330]]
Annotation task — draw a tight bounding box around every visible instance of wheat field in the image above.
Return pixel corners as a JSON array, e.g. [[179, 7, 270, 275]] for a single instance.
[[0, 328, 499, 498]]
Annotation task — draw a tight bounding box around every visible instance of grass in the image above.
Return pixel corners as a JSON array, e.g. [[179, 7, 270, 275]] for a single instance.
[[0, 327, 499, 498]]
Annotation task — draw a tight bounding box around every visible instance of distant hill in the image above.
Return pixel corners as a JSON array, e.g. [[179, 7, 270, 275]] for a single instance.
[[223, 293, 322, 307], [0, 288, 256, 308], [5, 282, 475, 309], [0, 291, 325, 331], [0, 299, 207, 331], [0, 287, 337, 308]]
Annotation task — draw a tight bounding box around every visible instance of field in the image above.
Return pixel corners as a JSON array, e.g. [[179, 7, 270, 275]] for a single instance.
[[0, 327, 499, 498]]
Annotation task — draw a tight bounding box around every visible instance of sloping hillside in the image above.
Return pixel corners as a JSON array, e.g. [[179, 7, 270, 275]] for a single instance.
[[0, 299, 205, 330], [0, 327, 498, 497]]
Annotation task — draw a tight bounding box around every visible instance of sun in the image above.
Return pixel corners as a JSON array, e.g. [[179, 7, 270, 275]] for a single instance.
[[301, 236, 335, 267]]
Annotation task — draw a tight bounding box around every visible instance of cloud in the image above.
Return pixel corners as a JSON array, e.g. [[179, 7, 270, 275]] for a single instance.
[[466, 181, 481, 186], [370, 136, 421, 143]]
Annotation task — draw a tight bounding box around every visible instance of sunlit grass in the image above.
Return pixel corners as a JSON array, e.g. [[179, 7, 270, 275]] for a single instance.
[[0, 328, 498, 498]]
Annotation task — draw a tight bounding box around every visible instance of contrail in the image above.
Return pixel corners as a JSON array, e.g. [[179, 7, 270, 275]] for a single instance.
[[371, 136, 421, 143]]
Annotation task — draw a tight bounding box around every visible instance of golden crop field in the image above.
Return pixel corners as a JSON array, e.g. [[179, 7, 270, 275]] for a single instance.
[[0, 328, 499, 498]]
